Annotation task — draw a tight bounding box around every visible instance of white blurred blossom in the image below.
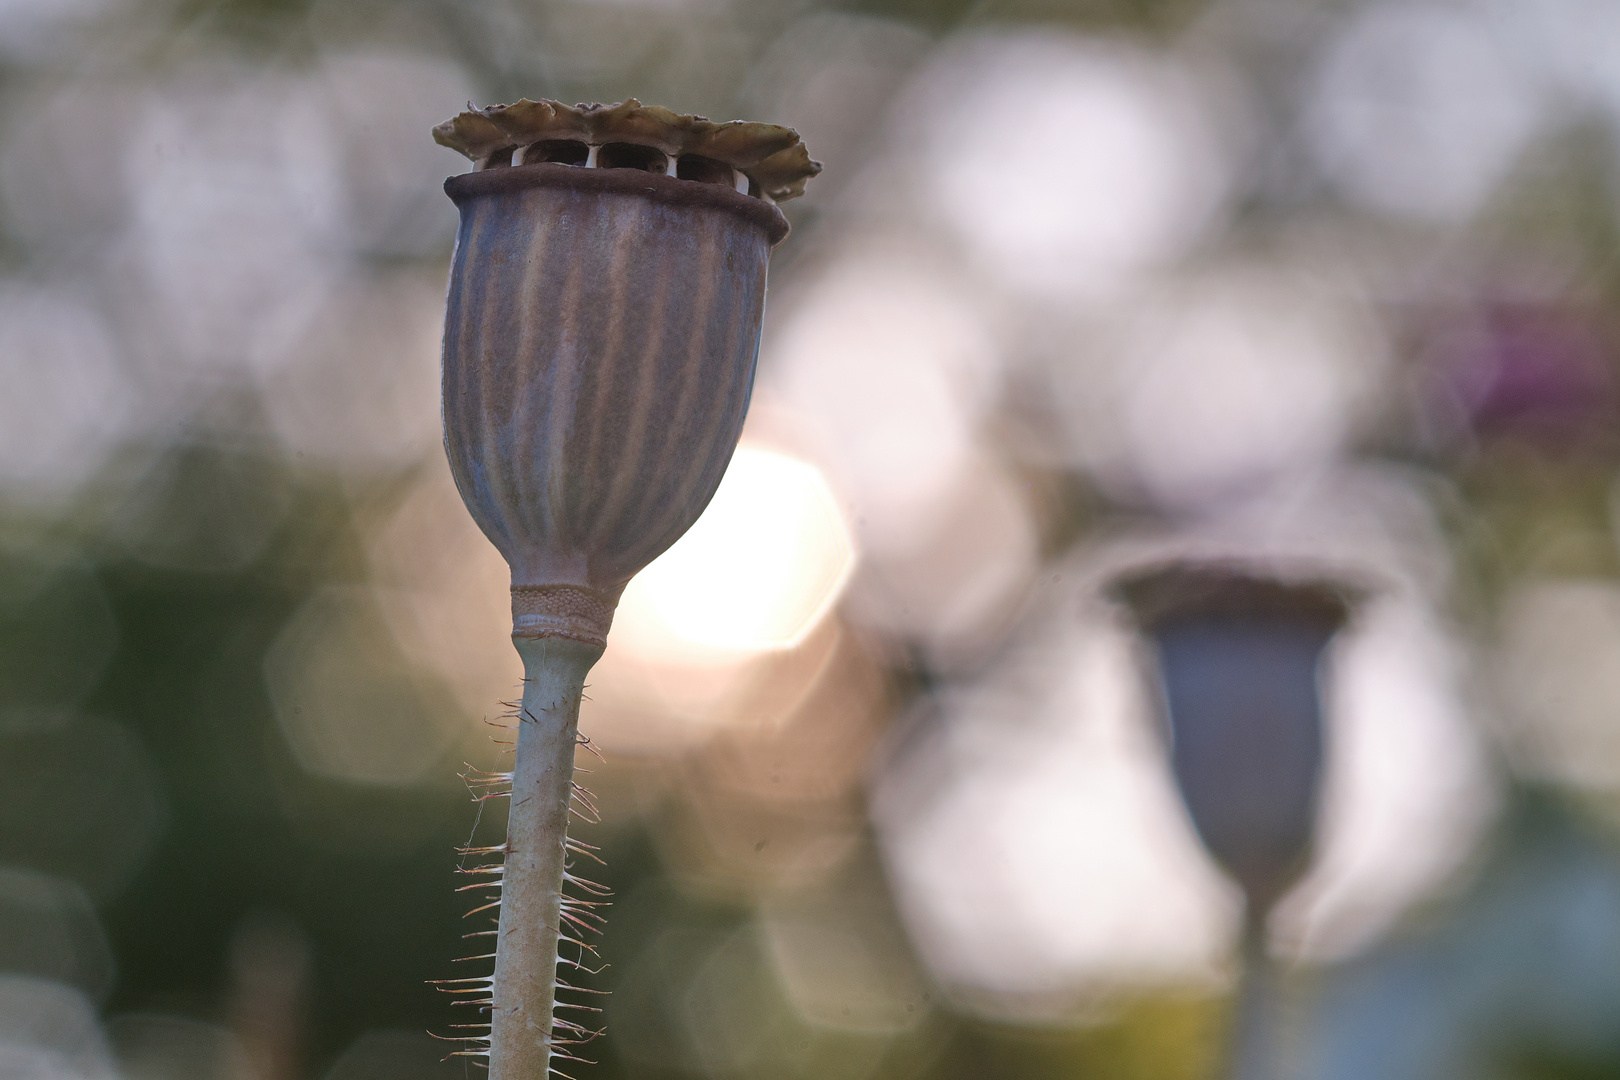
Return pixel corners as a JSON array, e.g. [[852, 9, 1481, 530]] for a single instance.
[[1053, 264, 1388, 509], [0, 0, 120, 62], [0, 976, 117, 1080], [122, 69, 345, 381], [899, 31, 1246, 298], [1306, 4, 1544, 222], [0, 285, 135, 505]]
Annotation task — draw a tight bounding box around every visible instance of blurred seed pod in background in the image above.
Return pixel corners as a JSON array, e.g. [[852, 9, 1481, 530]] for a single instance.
[[1112, 564, 1357, 918]]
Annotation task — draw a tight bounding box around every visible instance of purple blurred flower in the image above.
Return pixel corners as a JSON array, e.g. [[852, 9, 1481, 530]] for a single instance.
[[1425, 300, 1617, 455]]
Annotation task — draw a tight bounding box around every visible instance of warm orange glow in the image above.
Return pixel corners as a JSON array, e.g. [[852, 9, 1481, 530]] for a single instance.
[[613, 445, 856, 662]]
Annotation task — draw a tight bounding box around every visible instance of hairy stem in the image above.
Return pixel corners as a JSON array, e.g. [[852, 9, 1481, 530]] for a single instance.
[[488, 636, 602, 1080]]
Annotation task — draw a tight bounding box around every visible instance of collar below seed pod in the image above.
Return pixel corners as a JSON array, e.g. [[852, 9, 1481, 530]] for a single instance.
[[437, 100, 818, 648]]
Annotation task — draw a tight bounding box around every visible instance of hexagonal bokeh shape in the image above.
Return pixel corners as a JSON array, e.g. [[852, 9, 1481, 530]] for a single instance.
[[615, 445, 856, 660], [262, 585, 458, 786]]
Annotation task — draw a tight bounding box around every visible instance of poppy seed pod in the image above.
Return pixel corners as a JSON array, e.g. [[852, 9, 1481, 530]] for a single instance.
[[437, 98, 818, 645], [1112, 564, 1355, 917], [431, 99, 818, 1080]]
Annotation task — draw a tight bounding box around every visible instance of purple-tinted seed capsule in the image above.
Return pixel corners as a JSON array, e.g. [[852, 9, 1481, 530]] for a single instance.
[[431, 98, 818, 1080], [1112, 564, 1355, 916], [1113, 564, 1357, 1080]]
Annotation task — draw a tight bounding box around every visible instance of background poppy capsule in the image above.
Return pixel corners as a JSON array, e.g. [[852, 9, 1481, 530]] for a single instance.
[[436, 98, 820, 646], [1111, 563, 1356, 916], [433, 99, 818, 1080], [1112, 563, 1357, 1080]]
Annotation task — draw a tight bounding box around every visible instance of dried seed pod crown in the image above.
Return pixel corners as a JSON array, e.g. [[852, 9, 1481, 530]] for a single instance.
[[434, 97, 822, 201]]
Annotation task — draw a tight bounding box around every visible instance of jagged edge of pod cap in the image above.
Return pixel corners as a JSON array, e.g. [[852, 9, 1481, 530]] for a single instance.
[[433, 97, 822, 202]]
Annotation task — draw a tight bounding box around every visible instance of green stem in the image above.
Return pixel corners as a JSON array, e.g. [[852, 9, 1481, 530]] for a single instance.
[[1228, 907, 1279, 1080], [488, 636, 602, 1080]]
